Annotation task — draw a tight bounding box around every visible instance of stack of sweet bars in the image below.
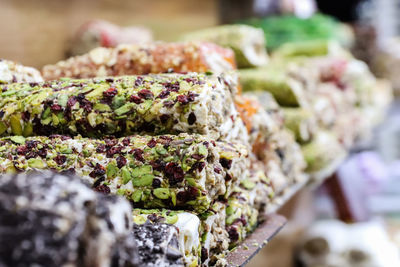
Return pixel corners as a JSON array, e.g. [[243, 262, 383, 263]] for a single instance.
[[0, 36, 303, 266], [180, 25, 392, 178]]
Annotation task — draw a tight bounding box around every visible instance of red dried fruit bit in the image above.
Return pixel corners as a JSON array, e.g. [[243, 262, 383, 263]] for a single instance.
[[116, 156, 127, 168], [96, 144, 106, 153], [79, 99, 93, 112], [129, 95, 143, 104], [203, 141, 209, 148], [176, 191, 189, 202], [89, 163, 106, 177], [177, 95, 189, 104], [214, 166, 222, 174], [159, 135, 173, 146], [162, 82, 180, 92], [187, 92, 199, 102], [225, 173, 232, 181], [103, 87, 118, 98], [163, 100, 175, 108], [165, 162, 184, 185], [16, 146, 28, 155], [105, 138, 118, 147], [192, 154, 204, 160], [106, 146, 123, 158], [157, 90, 170, 99], [21, 111, 30, 122], [105, 78, 114, 83], [190, 161, 206, 173], [132, 148, 145, 162], [25, 141, 38, 149], [201, 248, 209, 263], [187, 186, 199, 199], [188, 112, 196, 125], [67, 96, 78, 107], [152, 178, 161, 188], [147, 139, 157, 148], [122, 137, 130, 146], [159, 114, 170, 124], [50, 104, 62, 111], [54, 155, 67, 165], [150, 159, 165, 171], [94, 184, 111, 194], [219, 158, 232, 169], [134, 77, 143, 86], [138, 89, 154, 100], [147, 214, 165, 223], [227, 226, 239, 242], [37, 148, 47, 158]]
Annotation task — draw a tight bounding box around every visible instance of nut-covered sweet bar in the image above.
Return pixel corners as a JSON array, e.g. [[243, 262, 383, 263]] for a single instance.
[[180, 25, 269, 68], [235, 93, 306, 194], [42, 42, 236, 80], [132, 202, 228, 267], [282, 107, 317, 143], [0, 134, 248, 213], [0, 59, 43, 84], [0, 73, 247, 143], [0, 171, 139, 267]]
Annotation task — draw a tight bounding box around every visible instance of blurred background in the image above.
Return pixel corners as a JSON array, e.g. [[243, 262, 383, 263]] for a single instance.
[[3, 0, 400, 266]]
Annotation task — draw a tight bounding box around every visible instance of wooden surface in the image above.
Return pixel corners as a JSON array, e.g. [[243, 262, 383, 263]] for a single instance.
[[226, 214, 287, 267]]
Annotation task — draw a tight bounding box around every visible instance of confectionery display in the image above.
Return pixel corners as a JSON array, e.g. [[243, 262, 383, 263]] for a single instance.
[[0, 12, 392, 266]]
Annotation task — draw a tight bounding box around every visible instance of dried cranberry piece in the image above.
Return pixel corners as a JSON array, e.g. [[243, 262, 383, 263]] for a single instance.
[[190, 161, 205, 173], [219, 158, 232, 169], [132, 148, 145, 162], [159, 114, 170, 124], [164, 162, 184, 185], [150, 160, 165, 171], [201, 248, 209, 263], [147, 139, 157, 148], [225, 173, 232, 181], [37, 148, 47, 158], [122, 137, 130, 146], [176, 191, 189, 203], [188, 112, 196, 125], [105, 78, 114, 83], [54, 155, 67, 165], [157, 90, 170, 99], [94, 184, 110, 194], [16, 146, 28, 155], [152, 178, 161, 188], [67, 96, 78, 107], [129, 95, 143, 104], [214, 166, 222, 174], [103, 87, 118, 98], [50, 104, 62, 112], [138, 89, 153, 99], [163, 100, 175, 108], [147, 214, 164, 223], [25, 141, 38, 149], [96, 144, 106, 153], [21, 111, 30, 122], [177, 95, 189, 104], [227, 226, 239, 242], [116, 156, 127, 168], [187, 186, 199, 199], [105, 138, 118, 148], [187, 92, 199, 102], [192, 154, 204, 160], [89, 163, 106, 177], [134, 77, 143, 86], [106, 145, 123, 158]]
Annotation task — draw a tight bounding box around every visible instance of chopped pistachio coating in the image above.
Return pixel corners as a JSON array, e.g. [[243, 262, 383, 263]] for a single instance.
[[239, 67, 309, 108], [42, 42, 236, 80], [225, 188, 259, 248], [0, 133, 248, 213], [0, 73, 246, 143], [180, 25, 269, 68]]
